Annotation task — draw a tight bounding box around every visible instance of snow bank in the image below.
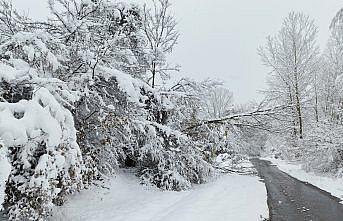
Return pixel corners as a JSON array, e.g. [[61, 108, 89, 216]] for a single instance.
[[266, 157, 343, 201], [52, 172, 268, 221]]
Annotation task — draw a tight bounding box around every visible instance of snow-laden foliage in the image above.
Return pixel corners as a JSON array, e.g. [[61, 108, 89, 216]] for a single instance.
[[72, 67, 142, 184], [163, 78, 259, 163], [133, 120, 213, 190], [0, 61, 82, 220], [215, 153, 257, 175], [0, 31, 62, 72], [2, 88, 82, 221], [301, 123, 343, 176], [0, 0, 250, 220], [45, 0, 148, 81]]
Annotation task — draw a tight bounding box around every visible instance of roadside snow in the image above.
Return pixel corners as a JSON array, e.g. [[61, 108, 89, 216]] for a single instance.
[[265, 157, 343, 201], [52, 171, 268, 221], [0, 147, 11, 210]]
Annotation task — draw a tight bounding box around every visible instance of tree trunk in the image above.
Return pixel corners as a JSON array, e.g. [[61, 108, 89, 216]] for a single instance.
[[151, 63, 156, 88], [314, 78, 319, 123], [295, 92, 303, 139], [288, 86, 297, 137], [293, 40, 303, 139], [315, 92, 319, 123]]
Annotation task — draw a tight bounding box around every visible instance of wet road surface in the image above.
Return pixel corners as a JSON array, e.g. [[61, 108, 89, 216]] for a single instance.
[[252, 159, 343, 221]]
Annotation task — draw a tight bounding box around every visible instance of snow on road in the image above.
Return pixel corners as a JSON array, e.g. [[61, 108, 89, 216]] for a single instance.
[[266, 157, 343, 201], [52, 171, 268, 221]]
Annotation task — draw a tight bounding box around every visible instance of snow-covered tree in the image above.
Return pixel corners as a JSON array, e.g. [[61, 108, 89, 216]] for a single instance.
[[259, 12, 320, 139], [0, 1, 259, 220], [142, 0, 180, 88], [319, 17, 343, 124], [295, 7, 343, 174]]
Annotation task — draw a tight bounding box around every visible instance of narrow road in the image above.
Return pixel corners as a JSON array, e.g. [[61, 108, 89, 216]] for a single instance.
[[252, 159, 343, 221]]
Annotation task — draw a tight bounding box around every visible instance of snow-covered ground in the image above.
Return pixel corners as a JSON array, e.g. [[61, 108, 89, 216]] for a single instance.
[[265, 157, 343, 201], [0, 148, 11, 210], [52, 171, 268, 221]]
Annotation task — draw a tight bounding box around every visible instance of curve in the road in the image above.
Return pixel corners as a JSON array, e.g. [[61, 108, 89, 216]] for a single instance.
[[252, 159, 343, 221]]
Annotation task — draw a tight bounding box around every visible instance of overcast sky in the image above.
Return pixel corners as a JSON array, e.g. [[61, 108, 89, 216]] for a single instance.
[[13, 0, 343, 104]]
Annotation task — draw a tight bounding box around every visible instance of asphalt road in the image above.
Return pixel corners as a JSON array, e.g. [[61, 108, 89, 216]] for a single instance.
[[252, 159, 343, 221]]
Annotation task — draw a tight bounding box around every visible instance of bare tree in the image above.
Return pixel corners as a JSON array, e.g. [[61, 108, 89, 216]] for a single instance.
[[319, 18, 343, 123], [142, 0, 180, 88], [0, 0, 30, 41], [258, 12, 319, 139], [203, 87, 234, 119]]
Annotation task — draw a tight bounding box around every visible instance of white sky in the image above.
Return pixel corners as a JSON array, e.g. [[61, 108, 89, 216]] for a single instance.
[[13, 0, 343, 104]]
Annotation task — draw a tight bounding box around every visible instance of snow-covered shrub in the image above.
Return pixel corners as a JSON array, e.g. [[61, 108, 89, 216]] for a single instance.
[[0, 26, 82, 219], [131, 81, 215, 190], [0, 86, 82, 220], [263, 125, 306, 161], [71, 67, 213, 190], [73, 73, 134, 185], [301, 123, 343, 176], [215, 153, 256, 174], [133, 120, 213, 190]]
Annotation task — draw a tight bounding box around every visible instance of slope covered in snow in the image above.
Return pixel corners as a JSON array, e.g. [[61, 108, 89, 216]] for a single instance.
[[52, 171, 268, 221]]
